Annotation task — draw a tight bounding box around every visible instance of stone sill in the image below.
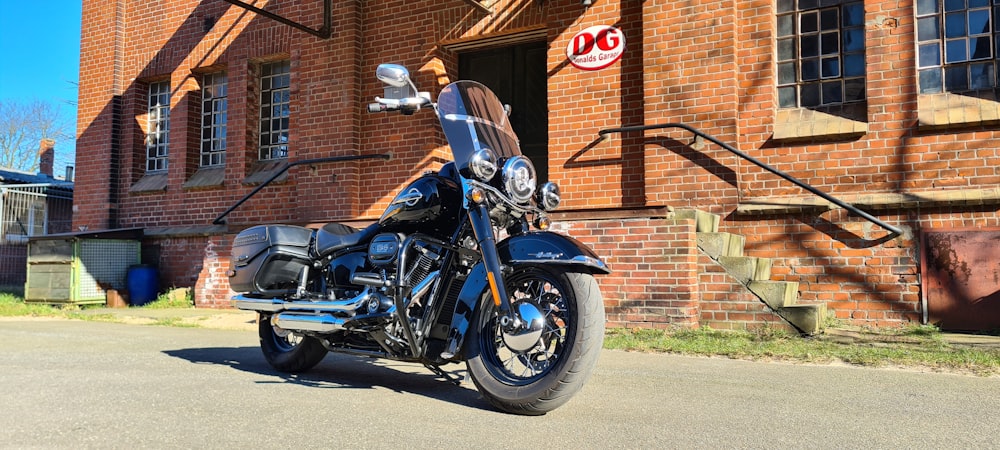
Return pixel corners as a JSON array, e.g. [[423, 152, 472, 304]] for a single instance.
[[182, 167, 225, 190], [243, 160, 288, 186], [917, 92, 1000, 128], [736, 187, 1000, 215], [129, 173, 167, 193], [772, 106, 867, 141]]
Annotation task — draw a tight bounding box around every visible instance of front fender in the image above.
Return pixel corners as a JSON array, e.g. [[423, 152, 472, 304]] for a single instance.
[[498, 231, 611, 274], [441, 231, 608, 361]]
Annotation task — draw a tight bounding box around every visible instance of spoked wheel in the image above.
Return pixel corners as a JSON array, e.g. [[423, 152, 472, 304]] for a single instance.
[[258, 313, 328, 373], [466, 266, 605, 415]]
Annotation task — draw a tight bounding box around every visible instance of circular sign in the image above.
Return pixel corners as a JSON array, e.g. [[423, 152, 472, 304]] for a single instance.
[[566, 25, 626, 71]]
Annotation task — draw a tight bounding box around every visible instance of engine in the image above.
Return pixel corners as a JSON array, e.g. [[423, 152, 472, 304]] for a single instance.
[[364, 232, 442, 300]]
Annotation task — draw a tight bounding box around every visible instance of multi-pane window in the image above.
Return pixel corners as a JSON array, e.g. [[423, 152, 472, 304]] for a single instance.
[[201, 72, 227, 167], [776, 0, 866, 108], [259, 61, 291, 160], [917, 0, 998, 93], [146, 81, 171, 172]]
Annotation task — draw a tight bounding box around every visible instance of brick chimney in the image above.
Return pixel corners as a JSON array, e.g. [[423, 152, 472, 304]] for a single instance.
[[38, 139, 55, 177]]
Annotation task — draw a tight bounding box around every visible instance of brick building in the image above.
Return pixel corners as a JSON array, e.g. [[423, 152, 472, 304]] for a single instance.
[[75, 0, 1000, 332]]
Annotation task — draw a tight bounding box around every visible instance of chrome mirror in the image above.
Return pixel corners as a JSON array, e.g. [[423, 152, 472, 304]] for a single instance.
[[376, 64, 411, 88]]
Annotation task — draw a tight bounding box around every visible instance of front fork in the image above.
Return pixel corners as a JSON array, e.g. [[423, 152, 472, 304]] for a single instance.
[[467, 204, 520, 330]]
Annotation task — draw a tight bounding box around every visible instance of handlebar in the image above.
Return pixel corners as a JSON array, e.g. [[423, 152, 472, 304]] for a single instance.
[[367, 102, 394, 113], [367, 95, 433, 115]]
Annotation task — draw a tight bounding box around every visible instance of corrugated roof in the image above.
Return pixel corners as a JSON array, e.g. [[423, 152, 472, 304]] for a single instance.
[[0, 168, 74, 189]]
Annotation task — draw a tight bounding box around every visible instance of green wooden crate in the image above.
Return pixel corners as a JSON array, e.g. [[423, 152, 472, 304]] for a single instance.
[[25, 238, 140, 306]]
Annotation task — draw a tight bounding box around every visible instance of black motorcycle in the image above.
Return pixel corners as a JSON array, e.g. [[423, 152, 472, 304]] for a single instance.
[[228, 64, 610, 415]]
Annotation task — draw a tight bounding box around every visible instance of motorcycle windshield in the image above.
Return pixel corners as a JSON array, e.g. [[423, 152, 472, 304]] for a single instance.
[[436, 81, 521, 174]]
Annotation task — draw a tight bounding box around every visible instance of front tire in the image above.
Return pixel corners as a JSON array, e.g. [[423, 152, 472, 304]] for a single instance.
[[258, 313, 328, 373], [466, 266, 605, 415]]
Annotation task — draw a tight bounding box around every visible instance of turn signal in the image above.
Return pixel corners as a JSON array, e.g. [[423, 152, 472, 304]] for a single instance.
[[534, 216, 551, 230], [467, 187, 486, 204]]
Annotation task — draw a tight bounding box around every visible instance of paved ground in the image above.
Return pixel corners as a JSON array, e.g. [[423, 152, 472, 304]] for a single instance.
[[77, 306, 1000, 349], [1, 316, 999, 448]]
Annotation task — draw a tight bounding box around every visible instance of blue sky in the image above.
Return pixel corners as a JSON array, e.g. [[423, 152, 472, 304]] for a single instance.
[[0, 2, 82, 173]]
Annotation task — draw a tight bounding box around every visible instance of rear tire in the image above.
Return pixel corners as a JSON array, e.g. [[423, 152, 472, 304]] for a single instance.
[[466, 266, 605, 415], [258, 313, 328, 373]]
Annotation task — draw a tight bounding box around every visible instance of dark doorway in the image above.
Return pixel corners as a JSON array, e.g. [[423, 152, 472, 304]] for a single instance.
[[459, 41, 548, 181]]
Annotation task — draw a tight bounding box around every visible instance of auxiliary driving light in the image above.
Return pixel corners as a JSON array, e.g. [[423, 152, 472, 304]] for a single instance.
[[470, 148, 498, 181]]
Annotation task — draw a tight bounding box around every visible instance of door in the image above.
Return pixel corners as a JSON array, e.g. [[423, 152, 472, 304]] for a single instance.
[[459, 41, 549, 182]]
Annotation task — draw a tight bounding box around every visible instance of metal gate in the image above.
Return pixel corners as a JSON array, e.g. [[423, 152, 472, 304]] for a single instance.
[[0, 184, 73, 290], [921, 228, 1000, 332]]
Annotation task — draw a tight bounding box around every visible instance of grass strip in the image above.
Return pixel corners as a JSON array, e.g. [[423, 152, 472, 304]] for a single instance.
[[604, 327, 1000, 376]]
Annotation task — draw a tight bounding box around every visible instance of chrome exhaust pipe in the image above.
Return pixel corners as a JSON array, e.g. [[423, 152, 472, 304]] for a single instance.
[[232, 289, 373, 313], [273, 312, 347, 333]]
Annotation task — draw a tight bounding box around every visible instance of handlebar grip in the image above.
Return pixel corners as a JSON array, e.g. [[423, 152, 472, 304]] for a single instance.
[[367, 103, 387, 113]]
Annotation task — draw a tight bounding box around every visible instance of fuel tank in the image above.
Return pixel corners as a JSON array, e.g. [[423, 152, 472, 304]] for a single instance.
[[379, 173, 462, 236]]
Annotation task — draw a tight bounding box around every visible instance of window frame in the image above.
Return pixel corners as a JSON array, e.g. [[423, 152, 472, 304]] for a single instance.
[[200, 71, 228, 168], [258, 61, 291, 161], [916, 0, 998, 94], [776, 0, 867, 108], [145, 80, 171, 173]]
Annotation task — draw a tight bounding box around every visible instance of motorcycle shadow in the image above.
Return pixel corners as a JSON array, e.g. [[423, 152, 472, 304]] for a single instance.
[[163, 346, 489, 410]]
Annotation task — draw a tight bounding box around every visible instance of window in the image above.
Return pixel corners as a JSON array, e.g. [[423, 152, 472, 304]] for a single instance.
[[776, 0, 866, 108], [259, 61, 290, 161], [146, 81, 171, 172], [201, 72, 227, 167], [917, 0, 998, 93]]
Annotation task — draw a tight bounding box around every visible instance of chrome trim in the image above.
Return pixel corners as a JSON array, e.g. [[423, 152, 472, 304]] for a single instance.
[[391, 188, 423, 207], [502, 255, 610, 273], [410, 270, 440, 303], [502, 156, 537, 204], [465, 180, 539, 215], [273, 313, 347, 333], [232, 288, 373, 313], [538, 182, 561, 211], [470, 148, 498, 181], [232, 296, 284, 312]]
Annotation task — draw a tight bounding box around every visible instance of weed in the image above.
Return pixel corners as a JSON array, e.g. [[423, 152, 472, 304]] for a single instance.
[[142, 288, 194, 309]]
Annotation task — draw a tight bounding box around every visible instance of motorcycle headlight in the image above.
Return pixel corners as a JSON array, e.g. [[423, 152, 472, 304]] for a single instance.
[[469, 148, 498, 181], [537, 182, 561, 211], [502, 156, 536, 204]]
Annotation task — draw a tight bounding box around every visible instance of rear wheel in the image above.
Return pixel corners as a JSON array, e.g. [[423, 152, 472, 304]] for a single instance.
[[258, 313, 327, 373], [466, 266, 605, 415]]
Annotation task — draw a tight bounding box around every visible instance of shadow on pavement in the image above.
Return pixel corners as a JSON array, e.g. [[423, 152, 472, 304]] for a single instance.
[[163, 346, 489, 410]]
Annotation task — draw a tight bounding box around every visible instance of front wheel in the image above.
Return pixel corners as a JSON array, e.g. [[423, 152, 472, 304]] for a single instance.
[[466, 266, 605, 415], [258, 313, 328, 373]]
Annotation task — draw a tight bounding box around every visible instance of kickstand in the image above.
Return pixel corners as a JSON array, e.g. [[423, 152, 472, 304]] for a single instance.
[[424, 364, 463, 385]]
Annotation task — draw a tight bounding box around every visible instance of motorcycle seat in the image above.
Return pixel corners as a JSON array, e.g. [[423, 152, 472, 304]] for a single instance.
[[315, 222, 379, 257]]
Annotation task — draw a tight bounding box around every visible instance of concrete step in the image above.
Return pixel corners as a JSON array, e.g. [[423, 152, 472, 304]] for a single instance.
[[673, 209, 720, 232], [777, 303, 826, 335], [695, 210, 719, 233], [696, 232, 745, 260], [718, 256, 772, 284], [680, 208, 826, 335], [748, 280, 799, 310]]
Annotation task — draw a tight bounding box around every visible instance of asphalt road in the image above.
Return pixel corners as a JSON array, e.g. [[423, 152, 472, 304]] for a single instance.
[[1, 318, 998, 449]]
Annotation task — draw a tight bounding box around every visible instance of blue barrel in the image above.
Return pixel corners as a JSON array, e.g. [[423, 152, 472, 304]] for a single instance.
[[126, 265, 159, 307]]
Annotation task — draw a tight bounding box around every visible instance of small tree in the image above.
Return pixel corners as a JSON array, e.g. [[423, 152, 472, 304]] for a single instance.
[[0, 100, 72, 173]]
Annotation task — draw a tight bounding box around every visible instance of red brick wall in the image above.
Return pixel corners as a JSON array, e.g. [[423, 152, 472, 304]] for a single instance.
[[147, 234, 235, 308], [77, 0, 1000, 328], [553, 216, 701, 329]]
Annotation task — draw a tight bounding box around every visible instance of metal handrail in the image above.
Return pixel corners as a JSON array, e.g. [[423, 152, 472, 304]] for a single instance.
[[212, 154, 392, 225], [597, 123, 902, 236]]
